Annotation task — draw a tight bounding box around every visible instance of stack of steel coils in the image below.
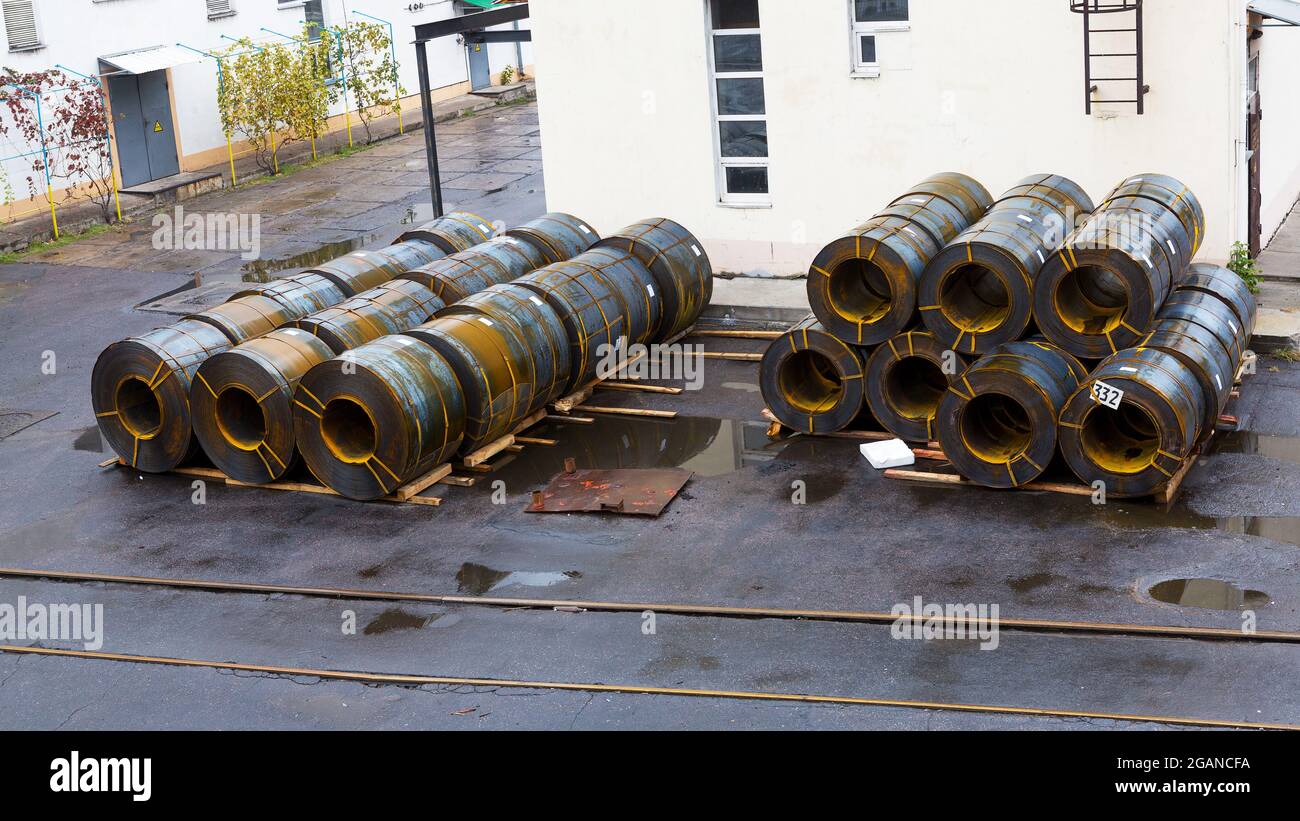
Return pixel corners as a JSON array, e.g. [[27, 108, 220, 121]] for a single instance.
[[94, 212, 714, 500], [762, 172, 1255, 497]]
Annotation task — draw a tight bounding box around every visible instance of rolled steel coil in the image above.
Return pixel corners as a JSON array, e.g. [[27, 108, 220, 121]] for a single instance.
[[919, 174, 1094, 354], [1058, 347, 1206, 498], [1176, 262, 1257, 336], [404, 314, 537, 453], [864, 330, 966, 442], [290, 279, 445, 355], [1022, 336, 1091, 383], [1156, 289, 1248, 363], [593, 218, 713, 341], [190, 328, 335, 483], [1032, 197, 1192, 359], [506, 212, 600, 264], [185, 293, 303, 344], [307, 242, 446, 298], [400, 235, 549, 302], [1140, 318, 1236, 442], [1100, 173, 1206, 257], [808, 173, 991, 346], [577, 246, 660, 347], [292, 335, 466, 500], [91, 319, 233, 472], [436, 283, 572, 413], [760, 314, 869, 435], [232, 272, 348, 316], [515, 256, 633, 391], [394, 210, 496, 254], [935, 341, 1085, 488]]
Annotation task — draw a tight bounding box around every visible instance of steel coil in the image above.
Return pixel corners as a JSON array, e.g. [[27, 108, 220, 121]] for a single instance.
[[91, 319, 233, 472], [506, 212, 600, 263], [190, 328, 335, 483], [760, 314, 869, 434], [1156, 289, 1248, 363], [1140, 318, 1235, 442], [436, 283, 572, 413], [593, 218, 713, 341], [1058, 347, 1206, 498], [1176, 262, 1257, 336], [394, 210, 495, 254], [186, 293, 303, 344], [515, 256, 632, 391], [307, 242, 444, 298], [935, 341, 1084, 488], [404, 313, 537, 452], [809, 173, 991, 346], [864, 330, 965, 442], [290, 279, 444, 355], [1100, 173, 1206, 257], [231, 272, 348, 316], [920, 174, 1094, 354], [293, 335, 466, 500]]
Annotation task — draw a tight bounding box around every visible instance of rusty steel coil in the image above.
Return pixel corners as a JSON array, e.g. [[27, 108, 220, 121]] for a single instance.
[[1140, 318, 1236, 442], [919, 174, 1094, 354], [436, 283, 572, 413], [307, 242, 444, 298], [864, 330, 966, 442], [185, 293, 304, 345], [760, 314, 870, 435], [1058, 347, 1206, 498], [506, 212, 601, 263], [574, 246, 660, 347], [91, 319, 233, 472], [394, 210, 496, 254], [404, 314, 537, 453], [515, 256, 633, 391], [1032, 194, 1194, 360], [1157, 289, 1248, 364], [593, 218, 713, 341], [935, 341, 1085, 489], [231, 272, 348, 316], [1100, 173, 1206, 257], [289, 279, 444, 355], [293, 335, 466, 500], [1022, 336, 1091, 383], [190, 328, 336, 483], [808, 173, 991, 346], [401, 235, 549, 302], [1177, 262, 1257, 336]]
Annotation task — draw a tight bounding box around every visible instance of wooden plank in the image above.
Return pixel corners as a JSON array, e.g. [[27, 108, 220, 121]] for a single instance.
[[575, 405, 678, 419], [515, 436, 557, 446], [98, 457, 119, 468], [547, 414, 594, 424], [438, 474, 478, 487], [675, 351, 763, 361], [883, 468, 1096, 498], [599, 382, 684, 394], [552, 385, 593, 414], [688, 329, 784, 339], [390, 462, 452, 502], [464, 434, 516, 468]]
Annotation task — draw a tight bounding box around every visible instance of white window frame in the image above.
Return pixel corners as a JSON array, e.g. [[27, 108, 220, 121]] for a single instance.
[[849, 0, 910, 78], [706, 3, 770, 208]]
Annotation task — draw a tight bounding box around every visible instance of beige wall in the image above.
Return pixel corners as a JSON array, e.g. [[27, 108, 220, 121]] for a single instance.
[[533, 0, 1274, 276]]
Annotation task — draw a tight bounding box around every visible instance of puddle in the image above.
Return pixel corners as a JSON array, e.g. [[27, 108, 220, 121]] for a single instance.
[[721, 381, 761, 393], [456, 562, 581, 596], [72, 425, 103, 452], [239, 234, 377, 282], [362, 607, 436, 635], [1147, 578, 1271, 611], [1207, 430, 1300, 465]]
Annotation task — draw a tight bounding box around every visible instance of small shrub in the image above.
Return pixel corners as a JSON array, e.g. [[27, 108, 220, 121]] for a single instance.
[[1227, 241, 1262, 294]]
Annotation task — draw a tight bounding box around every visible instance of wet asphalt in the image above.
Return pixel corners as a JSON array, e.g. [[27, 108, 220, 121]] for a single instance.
[[1, 103, 1299, 730]]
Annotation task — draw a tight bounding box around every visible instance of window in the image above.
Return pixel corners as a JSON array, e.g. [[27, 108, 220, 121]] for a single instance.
[[206, 0, 236, 19], [2, 0, 39, 52], [708, 0, 769, 205], [850, 0, 908, 77]]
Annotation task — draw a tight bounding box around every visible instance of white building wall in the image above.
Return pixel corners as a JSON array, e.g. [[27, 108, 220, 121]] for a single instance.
[[1258, 20, 1300, 243], [532, 0, 1277, 275]]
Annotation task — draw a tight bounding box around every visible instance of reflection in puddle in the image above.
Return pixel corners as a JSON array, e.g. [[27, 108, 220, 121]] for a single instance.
[[362, 607, 436, 634], [1148, 578, 1271, 611], [456, 562, 581, 596], [73, 425, 103, 452], [239, 234, 378, 282]]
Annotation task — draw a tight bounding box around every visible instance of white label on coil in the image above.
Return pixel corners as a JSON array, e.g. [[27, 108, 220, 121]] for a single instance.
[[1229, 319, 1238, 333], [396, 338, 414, 346], [283, 329, 299, 335], [579, 224, 591, 234], [528, 295, 544, 307], [1167, 239, 1176, 255], [1215, 372, 1223, 391], [691, 244, 702, 256], [478, 223, 490, 232], [1092, 380, 1124, 410], [904, 226, 918, 237], [1037, 250, 1046, 264], [1119, 366, 1139, 373], [478, 317, 494, 326], [646, 284, 655, 297], [504, 236, 519, 244], [910, 196, 928, 204], [1141, 254, 1153, 268], [1017, 214, 1033, 223]]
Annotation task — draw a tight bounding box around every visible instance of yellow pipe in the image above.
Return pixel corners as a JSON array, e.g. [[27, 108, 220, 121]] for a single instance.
[[344, 109, 353, 147], [311, 134, 317, 161], [111, 170, 121, 223], [397, 103, 404, 135], [271, 131, 279, 175], [46, 184, 58, 240], [225, 131, 237, 187]]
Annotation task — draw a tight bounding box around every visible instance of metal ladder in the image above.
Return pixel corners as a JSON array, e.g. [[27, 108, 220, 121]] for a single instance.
[[1071, 0, 1147, 115]]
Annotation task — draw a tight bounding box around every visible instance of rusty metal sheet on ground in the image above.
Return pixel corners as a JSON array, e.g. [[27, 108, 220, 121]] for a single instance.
[[527, 468, 692, 516]]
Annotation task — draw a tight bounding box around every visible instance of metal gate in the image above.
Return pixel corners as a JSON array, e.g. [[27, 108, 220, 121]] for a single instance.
[[107, 69, 180, 187], [467, 41, 490, 90]]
